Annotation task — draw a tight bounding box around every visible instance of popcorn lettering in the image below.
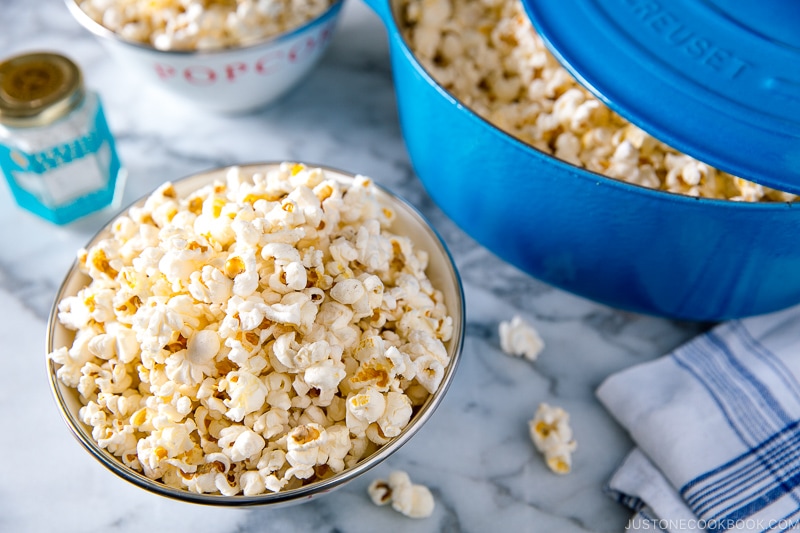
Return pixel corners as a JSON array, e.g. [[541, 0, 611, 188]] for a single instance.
[[400, 0, 797, 202], [49, 164, 453, 495]]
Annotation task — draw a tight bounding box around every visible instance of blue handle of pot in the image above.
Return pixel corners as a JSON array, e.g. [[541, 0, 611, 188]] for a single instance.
[[362, 0, 393, 26]]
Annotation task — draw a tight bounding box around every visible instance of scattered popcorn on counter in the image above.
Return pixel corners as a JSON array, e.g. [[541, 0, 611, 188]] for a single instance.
[[499, 315, 544, 361], [49, 163, 454, 496], [76, 0, 334, 51], [528, 403, 577, 475], [367, 470, 435, 518], [400, 0, 796, 202]]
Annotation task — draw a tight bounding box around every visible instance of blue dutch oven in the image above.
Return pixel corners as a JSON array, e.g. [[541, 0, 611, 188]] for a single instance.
[[363, 0, 800, 321]]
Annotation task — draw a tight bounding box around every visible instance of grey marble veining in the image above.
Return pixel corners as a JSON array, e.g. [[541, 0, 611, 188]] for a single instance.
[[0, 1, 704, 531]]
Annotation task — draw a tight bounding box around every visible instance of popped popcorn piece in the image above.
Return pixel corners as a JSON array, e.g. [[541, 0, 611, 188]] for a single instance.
[[220, 370, 269, 422], [367, 470, 435, 519], [323, 424, 351, 473], [498, 315, 544, 362], [393, 482, 436, 519], [377, 391, 412, 438], [49, 164, 454, 496], [285, 423, 328, 479], [400, 0, 796, 202], [347, 386, 386, 427], [165, 329, 220, 386], [77, 0, 335, 51], [330, 278, 366, 305], [51, 329, 97, 388], [412, 355, 444, 395], [367, 478, 393, 506], [528, 403, 577, 475], [218, 425, 266, 462], [241, 470, 266, 496], [304, 359, 346, 405]]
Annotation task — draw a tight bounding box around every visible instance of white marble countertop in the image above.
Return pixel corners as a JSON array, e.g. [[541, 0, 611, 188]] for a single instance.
[[0, 1, 705, 531]]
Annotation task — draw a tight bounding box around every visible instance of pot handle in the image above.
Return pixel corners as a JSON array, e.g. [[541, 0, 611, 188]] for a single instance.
[[362, 0, 393, 26]]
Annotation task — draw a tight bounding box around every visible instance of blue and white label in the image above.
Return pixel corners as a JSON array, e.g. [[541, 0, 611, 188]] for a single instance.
[[0, 97, 123, 224]]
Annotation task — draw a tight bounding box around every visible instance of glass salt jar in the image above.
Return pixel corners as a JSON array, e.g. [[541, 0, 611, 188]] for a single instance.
[[0, 52, 125, 224]]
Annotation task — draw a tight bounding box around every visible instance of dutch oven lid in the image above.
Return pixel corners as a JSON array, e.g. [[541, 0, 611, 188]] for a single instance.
[[521, 0, 800, 194]]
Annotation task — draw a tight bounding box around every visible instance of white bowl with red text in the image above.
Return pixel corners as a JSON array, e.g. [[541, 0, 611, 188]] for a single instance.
[[66, 0, 344, 113]]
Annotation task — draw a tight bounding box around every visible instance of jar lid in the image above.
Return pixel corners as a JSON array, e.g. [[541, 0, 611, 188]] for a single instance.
[[521, 0, 800, 194], [0, 52, 84, 128]]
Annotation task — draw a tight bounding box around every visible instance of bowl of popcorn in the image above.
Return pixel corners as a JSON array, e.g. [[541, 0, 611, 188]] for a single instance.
[[363, 0, 800, 321], [65, 0, 344, 112], [46, 162, 464, 505]]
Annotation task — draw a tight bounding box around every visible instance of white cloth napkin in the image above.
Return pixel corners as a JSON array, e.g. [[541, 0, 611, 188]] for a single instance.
[[597, 305, 800, 533]]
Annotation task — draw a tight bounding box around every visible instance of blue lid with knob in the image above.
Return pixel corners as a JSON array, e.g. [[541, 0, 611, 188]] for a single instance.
[[520, 0, 800, 194]]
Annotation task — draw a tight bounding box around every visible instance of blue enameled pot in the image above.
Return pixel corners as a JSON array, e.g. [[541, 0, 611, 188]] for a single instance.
[[363, 0, 800, 322]]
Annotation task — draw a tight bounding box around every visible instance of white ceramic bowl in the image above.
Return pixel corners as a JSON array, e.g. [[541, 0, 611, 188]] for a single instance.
[[65, 0, 344, 113], [47, 162, 464, 506]]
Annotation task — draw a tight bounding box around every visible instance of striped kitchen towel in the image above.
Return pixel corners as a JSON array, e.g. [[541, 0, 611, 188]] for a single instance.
[[597, 305, 800, 533]]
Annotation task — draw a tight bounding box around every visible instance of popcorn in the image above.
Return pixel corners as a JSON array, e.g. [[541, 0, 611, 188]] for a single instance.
[[218, 425, 266, 462], [77, 0, 334, 51], [400, 0, 796, 202], [51, 328, 99, 388], [285, 423, 328, 479], [137, 419, 197, 478], [377, 391, 412, 438], [303, 359, 346, 405], [330, 278, 366, 305], [498, 315, 544, 362], [257, 408, 290, 438], [392, 481, 436, 519], [365, 423, 391, 446], [97, 419, 139, 460], [131, 296, 188, 354], [49, 164, 453, 496], [347, 386, 386, 425], [322, 424, 351, 472], [158, 233, 212, 287], [367, 470, 435, 519], [411, 355, 444, 395], [241, 470, 266, 496], [229, 248, 260, 298], [367, 477, 392, 506], [57, 290, 95, 331], [165, 329, 220, 385], [528, 403, 577, 475], [220, 370, 269, 422], [105, 322, 140, 364]]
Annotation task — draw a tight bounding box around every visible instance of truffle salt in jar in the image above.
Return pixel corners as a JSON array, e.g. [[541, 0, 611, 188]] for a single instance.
[[0, 52, 125, 224]]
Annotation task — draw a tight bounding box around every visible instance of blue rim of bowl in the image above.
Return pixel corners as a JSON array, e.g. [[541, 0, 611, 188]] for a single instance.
[[384, 0, 797, 211], [65, 0, 344, 56], [46, 161, 466, 506]]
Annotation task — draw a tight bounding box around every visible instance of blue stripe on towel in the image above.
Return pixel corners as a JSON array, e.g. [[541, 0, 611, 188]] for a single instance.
[[707, 331, 793, 427], [685, 423, 800, 513], [637, 508, 668, 532], [673, 338, 772, 447], [671, 322, 800, 531], [704, 444, 800, 523], [610, 490, 645, 512], [734, 322, 800, 406]]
